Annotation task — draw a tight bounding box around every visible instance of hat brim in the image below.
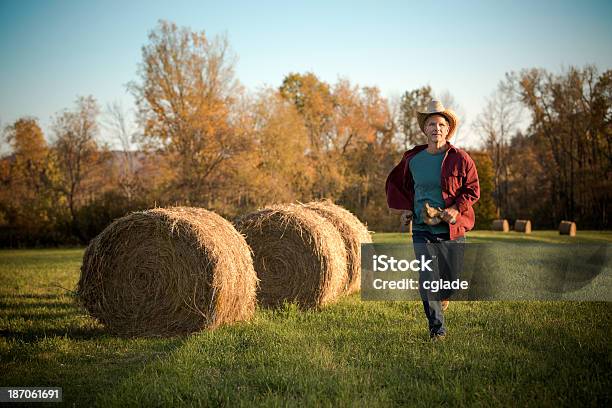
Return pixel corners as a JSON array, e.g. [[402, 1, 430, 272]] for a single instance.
[[417, 109, 458, 139]]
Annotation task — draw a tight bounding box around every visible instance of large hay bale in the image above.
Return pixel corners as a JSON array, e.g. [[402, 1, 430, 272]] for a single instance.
[[492, 219, 509, 232], [559, 221, 577, 236], [78, 207, 258, 337], [236, 203, 347, 309], [514, 219, 532, 234], [304, 200, 372, 294]]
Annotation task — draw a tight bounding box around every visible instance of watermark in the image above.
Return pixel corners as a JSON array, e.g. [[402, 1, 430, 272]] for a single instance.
[[373, 254, 433, 272], [0, 387, 62, 403], [361, 243, 611, 301], [372, 277, 468, 291]]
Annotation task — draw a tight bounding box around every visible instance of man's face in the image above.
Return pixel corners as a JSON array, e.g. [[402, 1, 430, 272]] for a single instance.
[[425, 114, 450, 143]]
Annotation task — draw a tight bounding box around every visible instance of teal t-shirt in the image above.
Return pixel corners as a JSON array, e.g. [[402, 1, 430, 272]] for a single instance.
[[409, 149, 449, 234]]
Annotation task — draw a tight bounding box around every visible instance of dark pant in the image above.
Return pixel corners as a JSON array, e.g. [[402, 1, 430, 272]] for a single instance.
[[412, 230, 465, 336]]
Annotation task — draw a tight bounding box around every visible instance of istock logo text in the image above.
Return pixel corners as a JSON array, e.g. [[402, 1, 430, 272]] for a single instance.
[[372, 255, 433, 272]]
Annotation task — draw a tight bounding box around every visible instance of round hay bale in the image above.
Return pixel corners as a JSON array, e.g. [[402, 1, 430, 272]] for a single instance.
[[492, 219, 509, 232], [236, 203, 347, 309], [559, 221, 576, 236], [78, 207, 258, 337], [304, 200, 372, 294], [514, 219, 532, 234]]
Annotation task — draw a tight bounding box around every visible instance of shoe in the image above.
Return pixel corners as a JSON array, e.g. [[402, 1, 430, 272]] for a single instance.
[[441, 299, 449, 311], [430, 332, 447, 341]]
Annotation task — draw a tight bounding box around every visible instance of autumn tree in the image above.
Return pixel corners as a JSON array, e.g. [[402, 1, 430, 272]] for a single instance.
[[51, 95, 108, 238], [503, 132, 552, 224], [103, 102, 143, 201], [130, 20, 246, 207], [279, 72, 342, 198], [4, 117, 49, 194], [0, 118, 61, 244], [473, 83, 523, 217], [508, 66, 611, 228], [330, 80, 398, 229], [280, 72, 335, 152], [468, 151, 497, 229], [397, 86, 432, 148], [233, 89, 313, 208]]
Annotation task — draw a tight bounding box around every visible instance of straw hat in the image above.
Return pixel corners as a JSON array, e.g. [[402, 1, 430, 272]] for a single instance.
[[417, 100, 459, 139]]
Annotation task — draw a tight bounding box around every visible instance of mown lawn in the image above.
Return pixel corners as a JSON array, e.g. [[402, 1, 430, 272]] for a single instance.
[[1, 231, 611, 406]]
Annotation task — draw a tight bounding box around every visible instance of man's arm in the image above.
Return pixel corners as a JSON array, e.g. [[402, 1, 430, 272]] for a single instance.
[[441, 204, 458, 224], [390, 208, 413, 227], [385, 152, 414, 212], [453, 155, 480, 214]]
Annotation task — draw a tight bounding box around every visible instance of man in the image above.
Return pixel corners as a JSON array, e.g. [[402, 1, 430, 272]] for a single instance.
[[385, 100, 480, 340]]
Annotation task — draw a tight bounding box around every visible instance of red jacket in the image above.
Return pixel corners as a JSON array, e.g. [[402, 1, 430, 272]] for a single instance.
[[385, 143, 480, 240]]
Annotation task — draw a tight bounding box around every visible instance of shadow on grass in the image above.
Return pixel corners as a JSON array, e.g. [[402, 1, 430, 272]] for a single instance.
[[5, 293, 70, 299], [2, 311, 87, 321], [1, 293, 105, 342], [1, 290, 191, 406], [0, 326, 108, 342], [1, 299, 77, 310], [2, 331, 189, 407]]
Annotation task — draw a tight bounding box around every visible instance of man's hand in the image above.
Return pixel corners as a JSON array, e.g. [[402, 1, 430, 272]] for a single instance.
[[400, 210, 413, 227], [441, 205, 459, 224]]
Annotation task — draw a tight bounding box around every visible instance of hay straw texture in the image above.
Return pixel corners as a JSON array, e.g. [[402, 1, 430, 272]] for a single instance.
[[492, 219, 510, 232], [236, 203, 347, 309], [559, 221, 577, 236], [514, 219, 532, 234], [304, 200, 372, 294], [78, 207, 258, 337]]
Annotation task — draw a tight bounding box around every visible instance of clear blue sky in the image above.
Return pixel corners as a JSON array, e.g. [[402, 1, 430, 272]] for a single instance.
[[1, 0, 611, 149]]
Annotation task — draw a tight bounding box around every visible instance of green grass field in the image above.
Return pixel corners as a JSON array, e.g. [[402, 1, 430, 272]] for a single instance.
[[1, 231, 611, 406]]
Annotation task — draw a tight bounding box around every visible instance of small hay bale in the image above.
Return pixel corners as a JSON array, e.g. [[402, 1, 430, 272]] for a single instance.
[[236, 203, 347, 309], [492, 219, 509, 232], [514, 219, 532, 234], [78, 207, 258, 337], [559, 221, 577, 236], [304, 200, 372, 294]]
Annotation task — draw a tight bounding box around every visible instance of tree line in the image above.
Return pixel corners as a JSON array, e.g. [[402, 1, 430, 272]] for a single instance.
[[477, 66, 611, 228], [0, 21, 609, 246]]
